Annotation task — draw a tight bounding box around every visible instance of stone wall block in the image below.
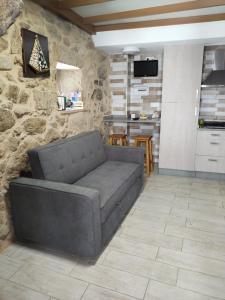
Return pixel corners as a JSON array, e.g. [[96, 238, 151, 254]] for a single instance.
[[0, 109, 15, 132], [92, 88, 103, 101], [0, 0, 23, 37], [7, 136, 19, 152], [13, 105, 32, 118], [19, 90, 29, 103], [11, 26, 22, 54], [0, 78, 6, 94], [0, 101, 13, 110], [0, 38, 8, 52], [6, 85, 20, 103], [23, 117, 46, 134], [0, 55, 13, 70], [98, 65, 107, 80], [33, 89, 57, 114], [45, 128, 60, 143]]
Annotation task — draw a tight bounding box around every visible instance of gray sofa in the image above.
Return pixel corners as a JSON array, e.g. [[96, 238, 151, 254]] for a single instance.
[[9, 130, 144, 259]]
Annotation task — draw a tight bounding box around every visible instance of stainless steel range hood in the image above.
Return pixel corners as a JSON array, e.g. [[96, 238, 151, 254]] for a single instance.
[[202, 49, 225, 87]]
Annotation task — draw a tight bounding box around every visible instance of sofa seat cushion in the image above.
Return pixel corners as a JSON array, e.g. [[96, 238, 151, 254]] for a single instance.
[[75, 160, 142, 223]]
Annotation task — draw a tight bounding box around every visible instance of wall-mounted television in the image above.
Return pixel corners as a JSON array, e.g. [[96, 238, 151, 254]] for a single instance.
[[134, 59, 158, 77]]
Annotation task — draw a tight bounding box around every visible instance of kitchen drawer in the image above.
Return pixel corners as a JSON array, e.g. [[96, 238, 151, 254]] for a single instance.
[[195, 155, 225, 173], [196, 138, 225, 156], [197, 130, 225, 141]]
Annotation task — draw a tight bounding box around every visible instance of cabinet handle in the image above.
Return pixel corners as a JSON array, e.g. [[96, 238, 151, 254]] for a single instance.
[[194, 106, 198, 117], [211, 134, 220, 137], [196, 89, 199, 99], [208, 159, 218, 162], [210, 142, 219, 145]]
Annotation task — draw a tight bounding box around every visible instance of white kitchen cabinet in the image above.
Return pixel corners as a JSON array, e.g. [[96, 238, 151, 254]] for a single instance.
[[162, 44, 203, 103], [195, 156, 225, 174], [159, 43, 204, 171], [159, 101, 199, 171], [195, 130, 225, 173], [196, 130, 225, 157]]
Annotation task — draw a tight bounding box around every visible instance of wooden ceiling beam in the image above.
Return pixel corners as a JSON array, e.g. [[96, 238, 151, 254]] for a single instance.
[[85, 0, 225, 24], [32, 0, 95, 34], [57, 0, 112, 9], [95, 13, 225, 31]]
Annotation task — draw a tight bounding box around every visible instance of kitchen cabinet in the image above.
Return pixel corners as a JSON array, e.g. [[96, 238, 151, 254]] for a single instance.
[[159, 44, 204, 171], [195, 130, 225, 173], [162, 44, 203, 103], [159, 101, 199, 171]]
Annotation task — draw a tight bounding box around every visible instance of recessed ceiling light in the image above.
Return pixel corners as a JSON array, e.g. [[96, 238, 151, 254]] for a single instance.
[[56, 62, 80, 70]]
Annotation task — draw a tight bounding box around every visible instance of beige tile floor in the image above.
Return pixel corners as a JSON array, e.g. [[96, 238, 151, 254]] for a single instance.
[[1, 174, 225, 300]]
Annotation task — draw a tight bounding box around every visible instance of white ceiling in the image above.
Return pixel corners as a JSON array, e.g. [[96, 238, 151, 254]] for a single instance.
[[73, 0, 194, 17], [71, 0, 225, 26], [94, 6, 225, 26]]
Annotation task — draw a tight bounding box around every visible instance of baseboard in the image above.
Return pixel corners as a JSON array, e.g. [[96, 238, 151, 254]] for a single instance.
[[159, 168, 225, 180], [159, 168, 195, 177], [196, 171, 225, 180]]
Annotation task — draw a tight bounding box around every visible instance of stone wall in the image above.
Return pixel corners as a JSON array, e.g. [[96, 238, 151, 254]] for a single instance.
[[0, 0, 111, 247]]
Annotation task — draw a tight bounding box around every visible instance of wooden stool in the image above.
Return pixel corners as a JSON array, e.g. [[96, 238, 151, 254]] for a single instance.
[[108, 134, 127, 146], [134, 135, 153, 175]]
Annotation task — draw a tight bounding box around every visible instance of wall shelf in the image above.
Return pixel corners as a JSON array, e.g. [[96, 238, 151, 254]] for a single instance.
[[60, 109, 89, 114]]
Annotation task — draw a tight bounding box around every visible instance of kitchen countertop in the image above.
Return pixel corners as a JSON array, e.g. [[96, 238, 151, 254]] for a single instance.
[[103, 115, 160, 125], [198, 127, 225, 131]]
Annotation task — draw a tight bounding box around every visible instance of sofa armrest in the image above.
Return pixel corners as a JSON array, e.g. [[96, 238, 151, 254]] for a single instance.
[[104, 145, 145, 165], [9, 177, 101, 258]]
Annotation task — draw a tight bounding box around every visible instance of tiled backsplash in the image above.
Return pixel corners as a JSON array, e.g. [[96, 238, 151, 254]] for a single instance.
[[109, 52, 163, 162], [199, 46, 225, 120]]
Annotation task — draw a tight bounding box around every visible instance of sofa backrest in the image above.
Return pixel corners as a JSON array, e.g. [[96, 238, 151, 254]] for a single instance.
[[28, 130, 106, 183]]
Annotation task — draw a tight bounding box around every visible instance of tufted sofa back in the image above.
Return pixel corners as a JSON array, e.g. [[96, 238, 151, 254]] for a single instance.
[[28, 130, 106, 184]]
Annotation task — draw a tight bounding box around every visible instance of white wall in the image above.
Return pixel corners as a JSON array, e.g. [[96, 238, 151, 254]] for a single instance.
[[93, 21, 225, 51]]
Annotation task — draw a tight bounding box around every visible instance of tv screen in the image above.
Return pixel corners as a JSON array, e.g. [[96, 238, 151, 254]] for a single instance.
[[134, 60, 158, 77]]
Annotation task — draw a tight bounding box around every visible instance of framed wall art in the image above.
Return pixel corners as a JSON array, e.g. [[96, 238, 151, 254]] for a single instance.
[[21, 28, 50, 78]]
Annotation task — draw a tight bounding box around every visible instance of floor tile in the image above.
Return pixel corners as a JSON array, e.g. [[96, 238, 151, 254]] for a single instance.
[[171, 207, 225, 223], [141, 189, 175, 200], [139, 195, 188, 209], [0, 255, 23, 280], [70, 263, 148, 299], [192, 180, 221, 188], [178, 269, 225, 299], [165, 224, 225, 245], [2, 244, 22, 257], [188, 204, 225, 217], [190, 191, 224, 202], [157, 247, 225, 278], [186, 218, 225, 234], [145, 280, 215, 300], [134, 201, 171, 214], [2, 245, 75, 274], [122, 214, 165, 233], [82, 284, 136, 300], [120, 226, 183, 251], [132, 209, 186, 226], [191, 184, 222, 196], [103, 249, 178, 285], [11, 264, 88, 300], [0, 278, 49, 300], [108, 236, 158, 260], [188, 198, 223, 208], [182, 239, 225, 262]]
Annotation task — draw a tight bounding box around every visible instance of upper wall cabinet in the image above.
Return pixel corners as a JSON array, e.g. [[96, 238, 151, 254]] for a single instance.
[[162, 44, 204, 103]]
